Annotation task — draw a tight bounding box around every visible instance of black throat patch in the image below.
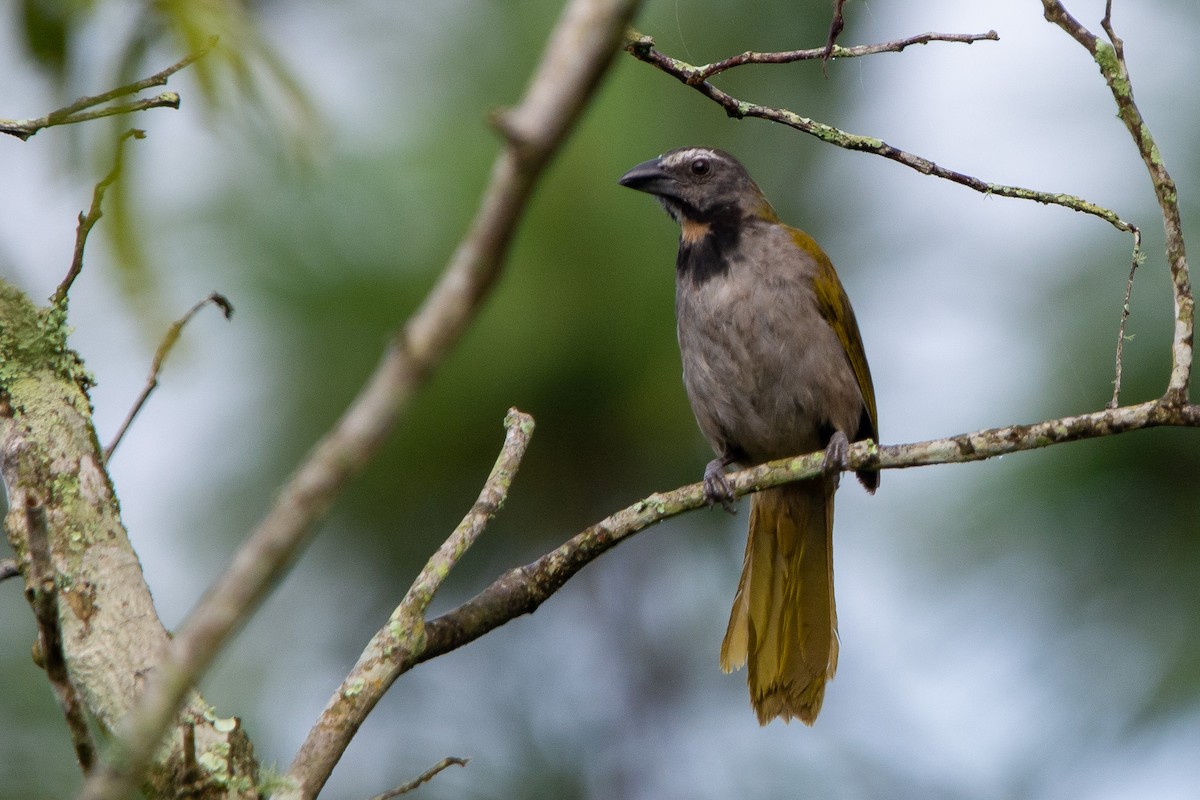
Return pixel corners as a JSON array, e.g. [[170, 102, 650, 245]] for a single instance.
[[676, 209, 741, 285]]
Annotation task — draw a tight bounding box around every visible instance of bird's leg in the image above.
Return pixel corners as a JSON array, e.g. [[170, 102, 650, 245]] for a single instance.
[[821, 430, 850, 489], [703, 456, 738, 514]]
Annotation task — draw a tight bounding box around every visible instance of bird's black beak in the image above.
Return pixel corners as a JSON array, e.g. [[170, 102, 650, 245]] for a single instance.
[[619, 157, 676, 199]]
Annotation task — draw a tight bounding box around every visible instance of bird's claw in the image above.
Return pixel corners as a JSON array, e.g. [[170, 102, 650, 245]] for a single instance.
[[822, 430, 850, 489], [703, 458, 737, 514]]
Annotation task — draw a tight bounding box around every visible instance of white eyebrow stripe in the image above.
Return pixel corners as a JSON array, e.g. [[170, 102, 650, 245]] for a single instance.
[[661, 147, 718, 168]]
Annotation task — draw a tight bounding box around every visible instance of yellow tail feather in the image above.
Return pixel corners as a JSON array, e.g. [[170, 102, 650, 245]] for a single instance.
[[719, 481, 838, 725]]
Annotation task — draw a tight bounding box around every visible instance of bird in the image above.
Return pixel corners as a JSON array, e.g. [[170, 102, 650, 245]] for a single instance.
[[619, 146, 878, 725]]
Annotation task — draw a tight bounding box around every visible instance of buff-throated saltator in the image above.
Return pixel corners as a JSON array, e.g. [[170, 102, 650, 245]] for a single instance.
[[620, 147, 879, 725]]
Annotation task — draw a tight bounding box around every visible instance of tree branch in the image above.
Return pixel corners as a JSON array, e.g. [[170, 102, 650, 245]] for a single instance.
[[74, 2, 641, 799], [822, 0, 849, 71], [22, 490, 96, 774], [1109, 228, 1143, 409], [1042, 0, 1193, 403], [53, 129, 145, 307], [623, 30, 1135, 236], [104, 292, 234, 462], [0, 38, 215, 141], [282, 410, 534, 799], [680, 29, 999, 83], [414, 398, 1199, 670], [0, 284, 257, 799], [368, 757, 469, 800], [398, 409, 535, 621]]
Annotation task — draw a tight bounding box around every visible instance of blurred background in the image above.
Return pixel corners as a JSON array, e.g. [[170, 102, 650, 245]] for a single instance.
[[2, 0, 1200, 798]]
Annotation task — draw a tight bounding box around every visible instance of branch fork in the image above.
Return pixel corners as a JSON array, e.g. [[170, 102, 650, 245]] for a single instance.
[[0, 38, 215, 140]]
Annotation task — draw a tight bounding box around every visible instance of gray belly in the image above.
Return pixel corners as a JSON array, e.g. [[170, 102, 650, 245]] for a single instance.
[[676, 281, 862, 466]]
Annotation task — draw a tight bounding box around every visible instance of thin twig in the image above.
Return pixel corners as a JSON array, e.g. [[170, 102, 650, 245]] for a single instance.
[[653, 29, 999, 84], [822, 0, 848, 74], [1109, 228, 1143, 409], [22, 491, 97, 774], [53, 129, 146, 307], [1100, 0, 1121, 59], [104, 292, 235, 463], [47, 93, 182, 128], [369, 757, 469, 800], [400, 408, 534, 620], [1042, 0, 1193, 403], [75, 3, 641, 799], [0, 38, 216, 141], [286, 410, 533, 798]]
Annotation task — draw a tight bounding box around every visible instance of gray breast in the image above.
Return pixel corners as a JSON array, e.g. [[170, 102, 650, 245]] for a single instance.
[[674, 233, 863, 465]]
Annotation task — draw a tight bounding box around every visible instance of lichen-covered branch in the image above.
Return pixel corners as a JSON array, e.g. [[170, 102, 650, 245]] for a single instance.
[[74, 2, 642, 798], [1042, 0, 1193, 403], [412, 397, 1198, 672], [0, 283, 258, 798], [282, 410, 534, 799], [397, 409, 535, 621]]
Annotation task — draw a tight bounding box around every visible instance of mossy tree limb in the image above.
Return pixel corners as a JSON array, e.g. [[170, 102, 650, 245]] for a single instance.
[[0, 281, 258, 798]]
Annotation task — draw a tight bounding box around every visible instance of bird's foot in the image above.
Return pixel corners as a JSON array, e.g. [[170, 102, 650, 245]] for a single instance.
[[822, 431, 850, 489], [703, 458, 737, 514]]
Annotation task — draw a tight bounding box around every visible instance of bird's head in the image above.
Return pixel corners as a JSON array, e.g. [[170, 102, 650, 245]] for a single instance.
[[618, 147, 777, 230]]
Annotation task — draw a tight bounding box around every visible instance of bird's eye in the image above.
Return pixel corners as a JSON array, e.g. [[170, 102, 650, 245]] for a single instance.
[[690, 158, 710, 177]]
